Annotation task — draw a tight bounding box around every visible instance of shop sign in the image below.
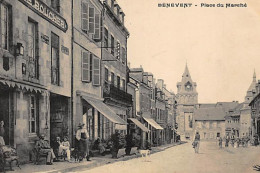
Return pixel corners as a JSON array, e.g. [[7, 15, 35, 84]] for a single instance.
[[61, 45, 69, 55], [18, 0, 68, 32], [41, 33, 49, 45]]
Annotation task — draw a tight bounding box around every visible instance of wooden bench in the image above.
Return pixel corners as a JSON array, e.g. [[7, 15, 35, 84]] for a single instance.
[[0, 145, 21, 172]]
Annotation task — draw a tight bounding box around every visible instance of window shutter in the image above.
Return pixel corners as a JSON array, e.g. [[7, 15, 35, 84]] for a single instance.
[[92, 56, 100, 86], [82, 51, 90, 82], [81, 1, 89, 32], [122, 47, 125, 64], [94, 13, 100, 39], [89, 7, 95, 34]]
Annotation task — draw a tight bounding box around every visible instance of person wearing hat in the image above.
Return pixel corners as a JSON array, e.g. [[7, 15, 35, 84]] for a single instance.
[[35, 134, 56, 165], [76, 123, 91, 161]]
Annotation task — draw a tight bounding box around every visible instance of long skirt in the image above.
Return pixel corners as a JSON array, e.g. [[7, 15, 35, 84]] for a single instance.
[[79, 139, 89, 158]]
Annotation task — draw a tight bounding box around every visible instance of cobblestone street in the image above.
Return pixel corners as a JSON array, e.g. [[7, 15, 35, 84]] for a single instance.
[[76, 141, 260, 173]]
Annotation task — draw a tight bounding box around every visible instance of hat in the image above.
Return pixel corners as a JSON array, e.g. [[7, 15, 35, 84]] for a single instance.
[[78, 123, 85, 127]]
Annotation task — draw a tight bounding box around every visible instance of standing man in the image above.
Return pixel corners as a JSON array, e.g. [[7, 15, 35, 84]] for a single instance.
[[76, 123, 91, 161]]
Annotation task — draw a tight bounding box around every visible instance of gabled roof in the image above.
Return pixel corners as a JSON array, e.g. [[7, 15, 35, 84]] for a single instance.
[[216, 102, 239, 112], [194, 107, 226, 121]]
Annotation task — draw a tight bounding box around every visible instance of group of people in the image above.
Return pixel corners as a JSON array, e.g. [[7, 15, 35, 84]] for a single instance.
[[35, 122, 91, 165], [217, 135, 250, 148]]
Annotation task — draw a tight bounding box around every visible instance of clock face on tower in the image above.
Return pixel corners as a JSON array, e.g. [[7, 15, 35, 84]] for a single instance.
[[185, 82, 192, 91]]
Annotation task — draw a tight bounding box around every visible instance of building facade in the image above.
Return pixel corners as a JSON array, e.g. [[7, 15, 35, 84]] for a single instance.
[[102, 0, 131, 135], [0, 0, 72, 162], [72, 0, 128, 144], [194, 108, 226, 140]]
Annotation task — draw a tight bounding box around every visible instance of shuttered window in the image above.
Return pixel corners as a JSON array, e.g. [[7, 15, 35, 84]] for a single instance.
[[93, 56, 100, 86], [81, 1, 88, 32], [111, 35, 114, 55], [116, 41, 120, 60], [94, 13, 100, 39], [104, 28, 108, 49], [122, 47, 126, 64], [89, 7, 95, 34], [82, 51, 90, 82]]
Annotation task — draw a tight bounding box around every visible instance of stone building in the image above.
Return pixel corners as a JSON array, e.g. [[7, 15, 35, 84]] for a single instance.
[[0, 0, 72, 162], [129, 67, 163, 147], [176, 64, 198, 139], [72, 0, 127, 143], [102, 0, 132, 135], [194, 107, 226, 140]]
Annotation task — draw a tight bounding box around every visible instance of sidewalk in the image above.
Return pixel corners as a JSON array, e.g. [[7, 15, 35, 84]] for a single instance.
[[11, 142, 185, 173]]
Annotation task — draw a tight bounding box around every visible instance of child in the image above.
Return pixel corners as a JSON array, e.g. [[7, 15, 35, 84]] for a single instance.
[[61, 136, 71, 162]]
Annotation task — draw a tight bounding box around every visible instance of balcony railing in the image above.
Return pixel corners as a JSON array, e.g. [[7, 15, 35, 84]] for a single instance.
[[103, 83, 132, 106]]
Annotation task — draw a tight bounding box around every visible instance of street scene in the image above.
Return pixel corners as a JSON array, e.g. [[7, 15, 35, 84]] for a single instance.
[[0, 0, 260, 172], [83, 141, 260, 173]]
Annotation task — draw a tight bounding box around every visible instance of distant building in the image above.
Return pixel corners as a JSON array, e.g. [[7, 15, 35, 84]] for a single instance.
[[176, 64, 198, 139], [225, 104, 243, 137], [194, 107, 226, 140]]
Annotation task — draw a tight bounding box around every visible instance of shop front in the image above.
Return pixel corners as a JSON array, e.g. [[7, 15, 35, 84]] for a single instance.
[[50, 93, 70, 145], [75, 93, 127, 144]]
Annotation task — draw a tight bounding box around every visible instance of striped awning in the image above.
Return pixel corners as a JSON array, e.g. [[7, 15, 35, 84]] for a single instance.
[[81, 95, 127, 126], [0, 78, 46, 93], [143, 117, 163, 130], [128, 118, 150, 132]]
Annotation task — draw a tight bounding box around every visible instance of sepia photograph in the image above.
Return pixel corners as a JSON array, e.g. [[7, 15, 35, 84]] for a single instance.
[[0, 0, 260, 172]]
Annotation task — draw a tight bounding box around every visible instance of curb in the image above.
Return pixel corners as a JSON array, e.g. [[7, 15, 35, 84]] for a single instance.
[[39, 142, 186, 173]]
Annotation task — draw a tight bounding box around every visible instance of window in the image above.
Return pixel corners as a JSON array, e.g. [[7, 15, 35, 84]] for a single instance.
[[111, 72, 115, 86], [111, 35, 114, 55], [92, 56, 100, 86], [122, 47, 126, 64], [28, 19, 39, 78], [94, 13, 100, 39], [51, 0, 60, 13], [89, 7, 95, 34], [51, 32, 60, 85], [0, 3, 9, 50], [29, 95, 38, 134], [117, 76, 120, 89], [122, 79, 125, 91], [81, 1, 101, 39], [116, 41, 120, 60], [81, 1, 88, 32], [105, 68, 109, 84], [82, 51, 90, 82], [104, 28, 108, 49]]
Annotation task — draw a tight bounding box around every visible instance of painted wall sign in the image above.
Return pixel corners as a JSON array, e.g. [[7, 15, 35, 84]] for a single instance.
[[41, 33, 49, 45], [18, 0, 68, 32], [61, 45, 69, 55]]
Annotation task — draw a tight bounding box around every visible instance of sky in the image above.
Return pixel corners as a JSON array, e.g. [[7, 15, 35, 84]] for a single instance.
[[116, 0, 260, 103]]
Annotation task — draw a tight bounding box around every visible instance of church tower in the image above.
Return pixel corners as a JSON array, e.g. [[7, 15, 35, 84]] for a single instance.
[[176, 64, 198, 139]]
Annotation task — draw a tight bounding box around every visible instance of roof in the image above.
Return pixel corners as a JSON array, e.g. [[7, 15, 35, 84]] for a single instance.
[[216, 102, 239, 112], [194, 107, 226, 121]]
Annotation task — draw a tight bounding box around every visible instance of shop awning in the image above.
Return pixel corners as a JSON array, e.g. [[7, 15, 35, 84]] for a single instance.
[[128, 118, 150, 132], [0, 78, 46, 93], [82, 95, 127, 126], [143, 117, 163, 130]]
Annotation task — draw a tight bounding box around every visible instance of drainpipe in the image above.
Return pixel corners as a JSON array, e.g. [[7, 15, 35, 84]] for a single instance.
[[71, 0, 74, 146]]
